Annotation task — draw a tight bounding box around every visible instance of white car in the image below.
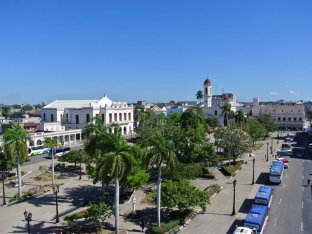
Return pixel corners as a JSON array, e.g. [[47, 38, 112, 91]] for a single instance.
[[233, 226, 256, 234]]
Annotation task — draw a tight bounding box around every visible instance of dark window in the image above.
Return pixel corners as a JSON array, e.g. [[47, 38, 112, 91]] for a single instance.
[[294, 118, 297, 122], [283, 117, 286, 121], [124, 113, 127, 121], [60, 114, 63, 122], [299, 118, 302, 121], [43, 113, 46, 121], [128, 113, 131, 120], [288, 117, 291, 121], [119, 113, 122, 121], [114, 113, 117, 121], [86, 114, 90, 123], [205, 87, 208, 95], [109, 114, 112, 123], [215, 110, 218, 115], [102, 114, 105, 122], [96, 114, 99, 118], [66, 113, 69, 122], [76, 115, 79, 124], [278, 117, 281, 121], [51, 114, 54, 122]]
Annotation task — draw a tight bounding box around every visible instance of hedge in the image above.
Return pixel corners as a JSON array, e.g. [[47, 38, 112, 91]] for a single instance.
[[150, 220, 180, 234], [221, 160, 244, 176]]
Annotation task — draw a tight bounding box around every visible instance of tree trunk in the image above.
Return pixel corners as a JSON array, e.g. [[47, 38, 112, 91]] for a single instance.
[[157, 168, 161, 227], [52, 149, 55, 185], [115, 176, 119, 234], [16, 152, 22, 198]]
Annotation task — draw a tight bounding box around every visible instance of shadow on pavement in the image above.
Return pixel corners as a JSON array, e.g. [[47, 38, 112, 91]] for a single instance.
[[238, 198, 254, 214], [256, 172, 270, 185], [226, 219, 244, 234], [11, 221, 62, 233]]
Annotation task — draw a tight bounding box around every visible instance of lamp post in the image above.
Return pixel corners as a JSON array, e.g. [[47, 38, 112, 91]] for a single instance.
[[53, 185, 60, 223], [266, 142, 269, 161], [2, 172, 7, 205], [232, 179, 237, 216], [132, 195, 136, 214], [24, 210, 32, 234], [252, 158, 255, 185], [271, 138, 273, 155], [79, 149, 82, 180]]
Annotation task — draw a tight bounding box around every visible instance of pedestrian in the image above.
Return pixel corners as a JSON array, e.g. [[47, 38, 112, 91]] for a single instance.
[[141, 219, 145, 233]]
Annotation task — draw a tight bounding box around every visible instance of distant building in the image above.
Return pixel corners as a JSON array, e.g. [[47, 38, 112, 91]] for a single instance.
[[202, 78, 240, 126], [252, 99, 305, 130], [42, 95, 134, 135]]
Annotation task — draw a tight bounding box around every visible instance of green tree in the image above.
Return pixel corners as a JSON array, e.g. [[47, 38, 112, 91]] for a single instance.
[[134, 104, 150, 128], [161, 180, 210, 211], [95, 128, 134, 234], [214, 128, 226, 152], [244, 119, 266, 146], [0, 146, 14, 205], [205, 116, 220, 133], [221, 103, 233, 127], [234, 110, 247, 128], [57, 149, 86, 169], [44, 137, 60, 185], [3, 123, 30, 197], [83, 117, 110, 157], [145, 133, 177, 227], [220, 128, 252, 163], [86, 202, 112, 229], [258, 115, 277, 136], [21, 104, 33, 113], [196, 90, 204, 104], [1, 105, 12, 119]]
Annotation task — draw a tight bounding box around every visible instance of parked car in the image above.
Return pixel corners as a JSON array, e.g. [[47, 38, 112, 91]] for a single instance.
[[276, 157, 289, 168]]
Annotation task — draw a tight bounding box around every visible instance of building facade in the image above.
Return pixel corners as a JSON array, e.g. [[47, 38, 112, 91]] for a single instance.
[[42, 95, 134, 136], [252, 99, 306, 130]]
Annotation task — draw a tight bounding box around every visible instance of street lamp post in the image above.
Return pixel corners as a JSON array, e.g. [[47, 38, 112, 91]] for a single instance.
[[132, 195, 136, 214], [252, 158, 255, 185], [232, 179, 237, 216], [271, 138, 273, 154], [24, 210, 32, 234], [53, 185, 60, 223], [266, 142, 269, 161], [2, 172, 7, 205]]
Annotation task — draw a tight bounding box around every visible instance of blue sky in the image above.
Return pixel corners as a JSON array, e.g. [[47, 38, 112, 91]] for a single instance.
[[0, 0, 311, 104]]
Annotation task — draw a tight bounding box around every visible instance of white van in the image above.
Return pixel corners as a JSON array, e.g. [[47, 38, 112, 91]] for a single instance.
[[233, 226, 256, 234]]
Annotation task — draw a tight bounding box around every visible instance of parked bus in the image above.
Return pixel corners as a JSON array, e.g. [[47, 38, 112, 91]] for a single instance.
[[244, 204, 269, 234], [269, 161, 284, 184], [28, 145, 50, 156], [254, 186, 273, 207], [53, 146, 71, 158]]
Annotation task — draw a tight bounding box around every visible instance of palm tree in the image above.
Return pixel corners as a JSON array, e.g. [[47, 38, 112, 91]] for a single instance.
[[83, 117, 110, 157], [95, 128, 133, 234], [44, 137, 60, 185], [235, 110, 247, 129], [145, 133, 177, 227], [0, 146, 14, 205], [3, 123, 30, 197], [221, 103, 234, 127], [1, 105, 12, 119], [196, 90, 204, 104]]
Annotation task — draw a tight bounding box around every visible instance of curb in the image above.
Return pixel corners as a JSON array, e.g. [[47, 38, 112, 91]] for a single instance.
[[229, 161, 247, 180]]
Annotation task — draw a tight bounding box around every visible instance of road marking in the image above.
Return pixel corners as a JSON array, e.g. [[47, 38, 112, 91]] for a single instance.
[[283, 183, 286, 189], [274, 217, 278, 226], [301, 222, 303, 232], [286, 174, 288, 179], [302, 202, 304, 209], [279, 198, 282, 205]]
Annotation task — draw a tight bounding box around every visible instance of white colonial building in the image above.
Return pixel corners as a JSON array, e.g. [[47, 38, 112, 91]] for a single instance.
[[252, 99, 306, 130], [42, 94, 134, 136]]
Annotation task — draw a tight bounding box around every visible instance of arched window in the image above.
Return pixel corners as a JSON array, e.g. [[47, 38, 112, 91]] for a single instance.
[[215, 110, 218, 116], [37, 140, 42, 145], [124, 126, 127, 135]]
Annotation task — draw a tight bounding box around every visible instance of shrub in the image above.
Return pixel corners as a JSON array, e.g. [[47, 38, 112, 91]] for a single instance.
[[64, 210, 87, 225], [201, 168, 215, 179], [221, 160, 244, 176], [204, 184, 221, 197], [162, 163, 202, 180], [150, 219, 180, 234]]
